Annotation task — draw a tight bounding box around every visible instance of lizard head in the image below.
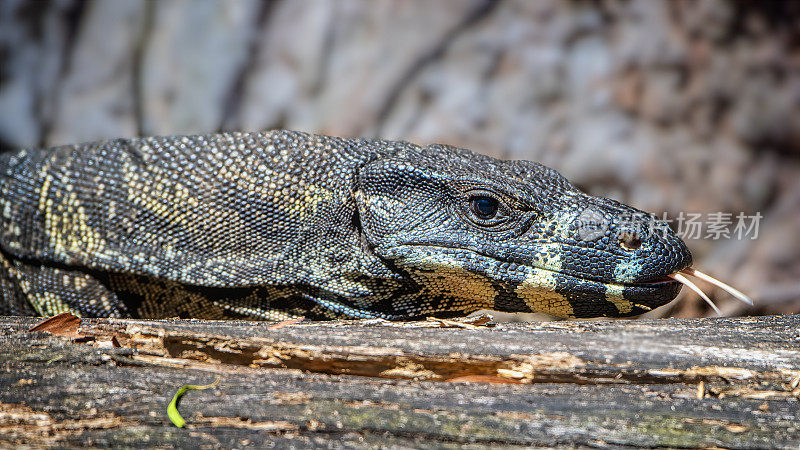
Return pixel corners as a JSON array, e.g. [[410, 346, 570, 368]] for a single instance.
[[355, 143, 693, 318]]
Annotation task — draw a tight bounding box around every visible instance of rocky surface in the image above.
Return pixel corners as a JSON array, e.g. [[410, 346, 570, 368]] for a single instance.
[[1, 0, 798, 317]]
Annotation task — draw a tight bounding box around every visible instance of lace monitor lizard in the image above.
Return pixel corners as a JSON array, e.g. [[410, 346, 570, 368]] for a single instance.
[[1, 130, 747, 320]]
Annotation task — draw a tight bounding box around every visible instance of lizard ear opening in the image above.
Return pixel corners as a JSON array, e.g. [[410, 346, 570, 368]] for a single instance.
[[350, 190, 378, 258]]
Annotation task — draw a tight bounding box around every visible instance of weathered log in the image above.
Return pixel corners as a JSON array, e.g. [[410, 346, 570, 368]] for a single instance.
[[1, 315, 798, 447]]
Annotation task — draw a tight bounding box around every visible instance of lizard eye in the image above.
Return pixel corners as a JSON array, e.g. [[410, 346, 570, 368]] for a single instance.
[[469, 196, 499, 220], [461, 190, 516, 230]]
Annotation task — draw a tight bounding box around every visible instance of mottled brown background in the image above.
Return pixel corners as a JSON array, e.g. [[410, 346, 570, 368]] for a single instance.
[[1, 0, 798, 317]]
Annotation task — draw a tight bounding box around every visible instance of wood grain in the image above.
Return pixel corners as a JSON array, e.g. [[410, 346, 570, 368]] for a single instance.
[[1, 315, 798, 447]]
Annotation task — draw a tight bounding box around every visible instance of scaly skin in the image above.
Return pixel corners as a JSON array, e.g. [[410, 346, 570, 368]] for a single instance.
[[0, 130, 690, 320]]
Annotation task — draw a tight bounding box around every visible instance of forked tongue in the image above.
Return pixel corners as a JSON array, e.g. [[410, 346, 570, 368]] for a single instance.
[[667, 268, 754, 316]]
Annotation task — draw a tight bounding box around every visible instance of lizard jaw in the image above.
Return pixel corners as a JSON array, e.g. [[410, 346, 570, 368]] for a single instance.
[[380, 244, 686, 318]]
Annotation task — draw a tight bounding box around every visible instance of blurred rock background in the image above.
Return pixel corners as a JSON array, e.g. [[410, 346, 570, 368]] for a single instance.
[[1, 0, 798, 318]]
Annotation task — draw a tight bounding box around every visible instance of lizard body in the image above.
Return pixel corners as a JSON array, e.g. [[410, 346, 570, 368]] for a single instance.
[[0, 130, 691, 320]]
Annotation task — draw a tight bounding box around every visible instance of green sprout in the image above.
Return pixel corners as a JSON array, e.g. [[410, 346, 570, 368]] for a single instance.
[[167, 376, 220, 428]]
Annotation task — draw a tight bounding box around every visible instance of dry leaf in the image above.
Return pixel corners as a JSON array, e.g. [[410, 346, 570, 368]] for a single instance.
[[27, 312, 82, 338]]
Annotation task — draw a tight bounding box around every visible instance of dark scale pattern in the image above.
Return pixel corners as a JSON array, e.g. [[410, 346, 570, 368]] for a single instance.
[[0, 130, 692, 320]]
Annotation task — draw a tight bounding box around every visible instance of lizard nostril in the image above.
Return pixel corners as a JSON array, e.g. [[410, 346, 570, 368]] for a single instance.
[[618, 231, 642, 251]]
